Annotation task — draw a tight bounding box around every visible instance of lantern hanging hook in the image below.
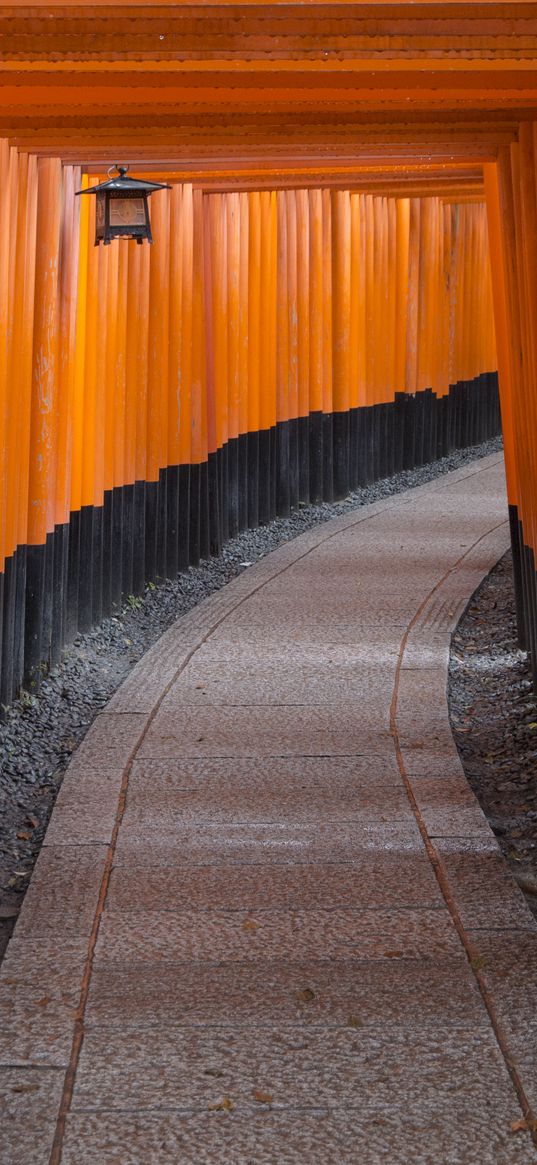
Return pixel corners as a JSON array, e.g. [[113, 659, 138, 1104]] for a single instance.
[[108, 163, 129, 179]]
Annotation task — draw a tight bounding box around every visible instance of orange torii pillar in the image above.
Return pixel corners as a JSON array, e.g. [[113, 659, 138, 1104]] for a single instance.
[[25, 158, 63, 686], [485, 132, 537, 682]]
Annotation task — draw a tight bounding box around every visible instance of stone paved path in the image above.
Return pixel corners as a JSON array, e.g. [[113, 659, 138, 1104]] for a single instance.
[[2, 452, 537, 1164]]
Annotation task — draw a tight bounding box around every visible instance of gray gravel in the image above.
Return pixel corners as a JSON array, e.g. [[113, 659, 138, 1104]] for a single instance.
[[0, 435, 502, 960], [449, 550, 537, 919]]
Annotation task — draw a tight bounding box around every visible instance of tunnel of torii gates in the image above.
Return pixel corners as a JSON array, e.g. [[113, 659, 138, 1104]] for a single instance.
[[3, 3, 537, 708]]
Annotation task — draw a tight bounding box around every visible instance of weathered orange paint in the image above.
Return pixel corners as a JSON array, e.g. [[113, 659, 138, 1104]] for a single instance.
[[395, 199, 410, 395], [484, 160, 518, 506], [27, 157, 62, 546], [247, 190, 261, 439], [308, 188, 324, 417], [147, 189, 170, 484], [56, 165, 81, 526], [0, 139, 499, 584], [296, 188, 310, 420], [238, 191, 249, 443], [259, 191, 277, 435], [321, 189, 333, 418], [286, 192, 299, 432], [348, 193, 361, 411], [179, 184, 194, 468], [332, 190, 351, 416], [114, 235, 128, 492], [227, 191, 241, 445], [15, 154, 38, 553], [167, 184, 184, 469], [191, 188, 208, 467]]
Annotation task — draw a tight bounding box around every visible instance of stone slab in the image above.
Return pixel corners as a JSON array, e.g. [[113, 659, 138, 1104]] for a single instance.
[[106, 855, 443, 913], [121, 783, 412, 827], [71, 1025, 515, 1115], [126, 754, 404, 798], [435, 838, 536, 930], [44, 772, 120, 846], [65, 713, 148, 768], [84, 955, 485, 1032], [0, 935, 86, 1067], [408, 775, 495, 838], [113, 819, 425, 867], [138, 705, 393, 759], [94, 906, 462, 965], [467, 930, 537, 1080], [0, 1067, 65, 1165], [60, 1108, 536, 1165], [161, 659, 394, 711]]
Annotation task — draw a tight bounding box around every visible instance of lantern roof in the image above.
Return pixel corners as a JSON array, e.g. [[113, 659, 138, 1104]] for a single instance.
[[76, 166, 171, 197]]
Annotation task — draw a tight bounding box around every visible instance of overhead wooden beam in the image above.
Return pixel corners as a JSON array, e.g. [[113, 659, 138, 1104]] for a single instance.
[[0, 1, 536, 180]]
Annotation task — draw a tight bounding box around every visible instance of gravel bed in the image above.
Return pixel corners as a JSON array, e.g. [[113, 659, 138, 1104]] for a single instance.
[[0, 435, 502, 960], [449, 551, 537, 920]]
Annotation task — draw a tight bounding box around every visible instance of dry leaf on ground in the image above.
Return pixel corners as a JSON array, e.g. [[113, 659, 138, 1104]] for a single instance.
[[296, 987, 316, 1004], [252, 1089, 274, 1104], [208, 1096, 235, 1112]]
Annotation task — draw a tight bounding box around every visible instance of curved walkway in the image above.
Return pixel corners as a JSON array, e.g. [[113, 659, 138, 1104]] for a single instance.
[[3, 453, 537, 1165]]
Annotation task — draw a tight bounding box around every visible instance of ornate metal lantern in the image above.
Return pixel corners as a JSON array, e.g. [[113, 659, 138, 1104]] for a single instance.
[[76, 165, 171, 246]]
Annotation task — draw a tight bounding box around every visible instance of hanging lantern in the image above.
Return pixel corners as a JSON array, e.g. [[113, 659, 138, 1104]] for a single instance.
[[76, 165, 171, 246]]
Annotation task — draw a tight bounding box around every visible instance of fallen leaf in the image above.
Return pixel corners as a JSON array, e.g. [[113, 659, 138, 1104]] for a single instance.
[[35, 997, 52, 1007], [26, 815, 39, 829], [470, 956, 486, 971], [243, 918, 258, 933], [204, 1069, 224, 1078], [11, 1084, 38, 1095], [208, 1096, 234, 1112], [347, 1015, 363, 1029], [16, 831, 31, 841], [252, 1089, 273, 1104], [510, 1118, 537, 1134], [296, 988, 316, 1004], [383, 951, 403, 959]]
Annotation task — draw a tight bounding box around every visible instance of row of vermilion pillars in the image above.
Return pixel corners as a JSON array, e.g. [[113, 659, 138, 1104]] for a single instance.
[[0, 153, 498, 568], [72, 182, 496, 516], [485, 126, 537, 686], [0, 138, 499, 701], [0, 149, 81, 695]]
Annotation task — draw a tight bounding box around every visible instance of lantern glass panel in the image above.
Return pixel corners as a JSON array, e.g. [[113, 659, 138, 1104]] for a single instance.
[[96, 195, 105, 231], [109, 197, 146, 228]]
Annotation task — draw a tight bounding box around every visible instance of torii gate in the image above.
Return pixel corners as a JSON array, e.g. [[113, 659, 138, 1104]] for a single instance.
[[0, 1, 536, 699]]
